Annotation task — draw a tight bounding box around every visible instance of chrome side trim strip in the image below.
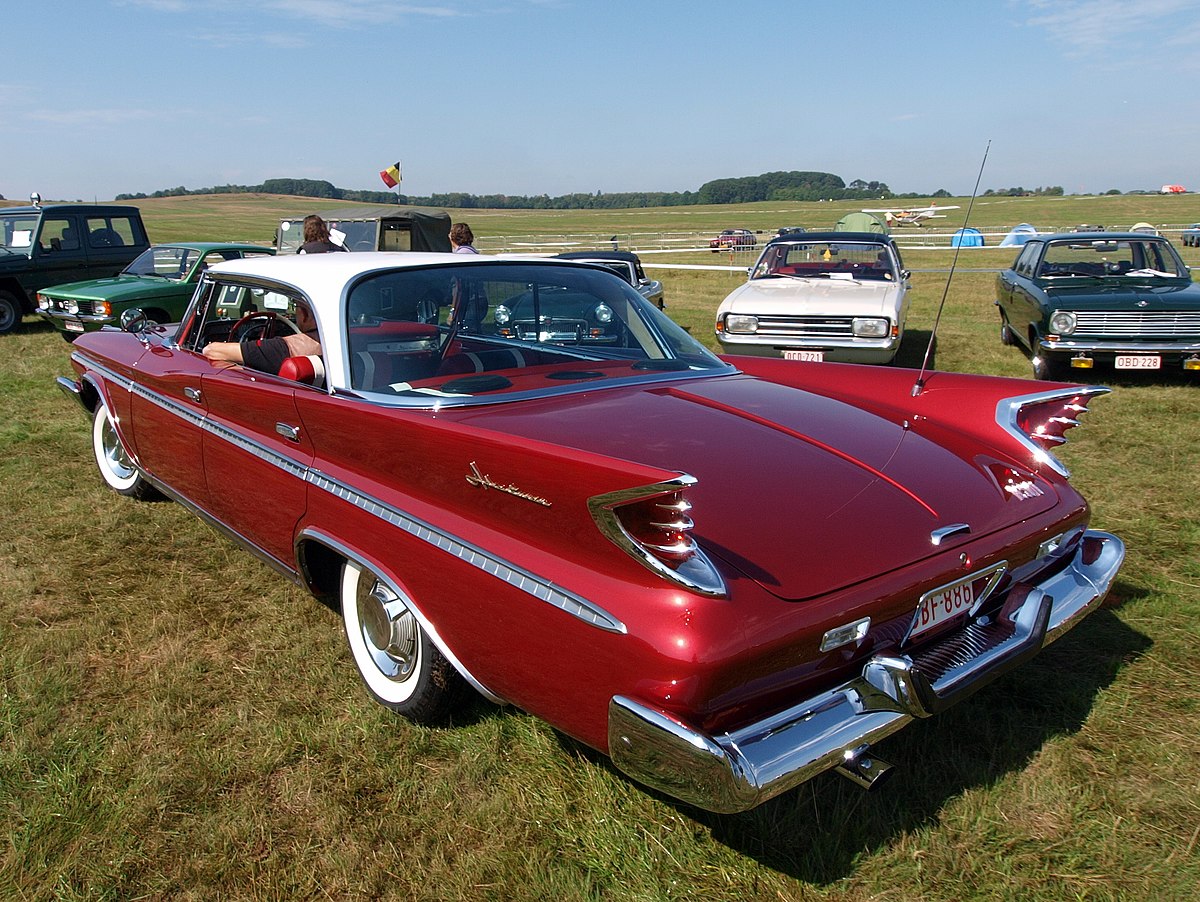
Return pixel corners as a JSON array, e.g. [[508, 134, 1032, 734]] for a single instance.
[[132, 382, 205, 429], [308, 469, 627, 635], [71, 352, 133, 394], [73, 354, 626, 634], [203, 417, 309, 480]]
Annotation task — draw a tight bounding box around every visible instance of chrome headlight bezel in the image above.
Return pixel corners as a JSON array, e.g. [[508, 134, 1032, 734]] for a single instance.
[[851, 316, 890, 338], [1049, 310, 1076, 335], [724, 314, 759, 334]]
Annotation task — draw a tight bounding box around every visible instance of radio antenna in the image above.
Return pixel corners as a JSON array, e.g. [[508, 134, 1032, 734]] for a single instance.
[[912, 140, 991, 397]]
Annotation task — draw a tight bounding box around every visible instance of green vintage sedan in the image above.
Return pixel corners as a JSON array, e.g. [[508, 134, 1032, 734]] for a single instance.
[[995, 231, 1200, 380], [36, 242, 274, 340]]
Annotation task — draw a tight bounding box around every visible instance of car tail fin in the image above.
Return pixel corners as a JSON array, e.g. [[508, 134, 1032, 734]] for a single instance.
[[588, 476, 727, 597]]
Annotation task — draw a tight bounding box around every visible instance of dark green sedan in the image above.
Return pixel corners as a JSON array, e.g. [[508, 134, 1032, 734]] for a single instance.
[[36, 242, 274, 340], [995, 231, 1200, 380]]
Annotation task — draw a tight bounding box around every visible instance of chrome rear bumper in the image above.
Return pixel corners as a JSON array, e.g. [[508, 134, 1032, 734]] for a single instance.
[[608, 530, 1124, 813]]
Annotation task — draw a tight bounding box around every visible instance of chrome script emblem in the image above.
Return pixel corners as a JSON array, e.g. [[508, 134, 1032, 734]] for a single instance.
[[466, 461, 552, 507], [1003, 479, 1045, 500]]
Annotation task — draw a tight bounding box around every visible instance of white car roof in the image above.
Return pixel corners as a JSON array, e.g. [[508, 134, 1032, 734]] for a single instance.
[[206, 251, 495, 324], [201, 251, 610, 395]]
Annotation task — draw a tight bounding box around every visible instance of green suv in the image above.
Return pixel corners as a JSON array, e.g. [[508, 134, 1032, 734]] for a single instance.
[[0, 202, 150, 334]]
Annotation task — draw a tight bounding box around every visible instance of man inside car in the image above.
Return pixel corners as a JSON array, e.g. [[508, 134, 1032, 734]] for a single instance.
[[203, 299, 321, 375]]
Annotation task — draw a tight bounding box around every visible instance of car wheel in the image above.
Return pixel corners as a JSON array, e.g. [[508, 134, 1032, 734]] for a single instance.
[[340, 560, 467, 724], [92, 404, 159, 499], [999, 320, 1017, 346], [0, 289, 21, 335], [1032, 354, 1070, 381]]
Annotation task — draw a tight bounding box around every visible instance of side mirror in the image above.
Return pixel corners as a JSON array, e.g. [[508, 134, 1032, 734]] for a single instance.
[[120, 307, 150, 338]]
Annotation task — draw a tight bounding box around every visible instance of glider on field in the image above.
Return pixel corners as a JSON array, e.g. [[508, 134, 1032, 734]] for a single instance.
[[861, 204, 961, 226]]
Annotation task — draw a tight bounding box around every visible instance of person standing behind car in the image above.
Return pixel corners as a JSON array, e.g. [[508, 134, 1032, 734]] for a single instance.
[[449, 222, 479, 254], [297, 215, 347, 254]]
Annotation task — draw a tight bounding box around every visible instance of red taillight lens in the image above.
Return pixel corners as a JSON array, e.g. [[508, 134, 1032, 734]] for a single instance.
[[611, 489, 697, 567], [588, 477, 726, 597], [1015, 394, 1093, 449]]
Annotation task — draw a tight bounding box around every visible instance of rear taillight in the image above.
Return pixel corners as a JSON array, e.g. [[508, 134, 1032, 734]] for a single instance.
[[589, 476, 726, 597], [998, 387, 1109, 477]]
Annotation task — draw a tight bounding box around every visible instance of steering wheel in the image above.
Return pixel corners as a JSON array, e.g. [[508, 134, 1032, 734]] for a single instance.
[[228, 310, 302, 342]]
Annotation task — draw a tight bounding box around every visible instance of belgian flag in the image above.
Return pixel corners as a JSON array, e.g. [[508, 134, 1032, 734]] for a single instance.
[[379, 162, 402, 188]]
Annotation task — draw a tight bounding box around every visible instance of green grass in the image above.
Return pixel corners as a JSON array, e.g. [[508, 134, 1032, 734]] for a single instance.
[[1, 197, 1198, 900]]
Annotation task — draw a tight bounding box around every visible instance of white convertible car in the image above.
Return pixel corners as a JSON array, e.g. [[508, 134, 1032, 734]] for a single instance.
[[715, 231, 911, 365]]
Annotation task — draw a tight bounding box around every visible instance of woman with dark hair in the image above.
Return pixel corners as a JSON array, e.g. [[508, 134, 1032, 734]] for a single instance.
[[298, 215, 347, 254], [449, 222, 479, 254]]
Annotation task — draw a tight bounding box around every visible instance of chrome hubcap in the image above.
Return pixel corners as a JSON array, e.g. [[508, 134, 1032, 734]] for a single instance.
[[101, 417, 136, 479], [358, 580, 418, 682]]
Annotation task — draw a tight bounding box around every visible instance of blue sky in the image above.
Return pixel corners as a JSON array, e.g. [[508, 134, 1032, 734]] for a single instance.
[[4, 0, 1199, 202]]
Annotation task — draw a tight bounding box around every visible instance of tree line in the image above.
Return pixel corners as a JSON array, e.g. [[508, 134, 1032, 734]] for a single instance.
[[115, 172, 924, 209], [110, 176, 1137, 208]]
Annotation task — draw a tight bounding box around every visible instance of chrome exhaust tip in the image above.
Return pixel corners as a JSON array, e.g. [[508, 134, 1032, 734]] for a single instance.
[[835, 744, 894, 791]]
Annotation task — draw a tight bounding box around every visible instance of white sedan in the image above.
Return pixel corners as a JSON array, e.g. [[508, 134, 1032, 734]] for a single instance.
[[715, 232, 911, 364]]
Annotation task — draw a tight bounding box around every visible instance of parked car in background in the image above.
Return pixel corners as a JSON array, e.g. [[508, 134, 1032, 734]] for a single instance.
[[995, 231, 1200, 379], [773, 226, 807, 238], [0, 201, 149, 334], [58, 252, 1122, 812], [1180, 223, 1200, 247], [709, 229, 756, 252], [37, 242, 274, 340], [715, 232, 911, 364], [555, 250, 664, 308]]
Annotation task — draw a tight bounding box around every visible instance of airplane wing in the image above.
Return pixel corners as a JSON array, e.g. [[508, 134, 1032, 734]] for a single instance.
[[862, 205, 960, 214]]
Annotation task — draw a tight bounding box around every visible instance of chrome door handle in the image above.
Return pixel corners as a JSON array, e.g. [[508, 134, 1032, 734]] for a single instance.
[[276, 422, 300, 442], [184, 387, 202, 403]]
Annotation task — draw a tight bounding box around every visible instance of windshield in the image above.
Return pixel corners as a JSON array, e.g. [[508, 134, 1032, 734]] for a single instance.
[[1038, 238, 1188, 278], [124, 245, 198, 280], [345, 262, 724, 397], [751, 240, 897, 281], [0, 214, 39, 254]]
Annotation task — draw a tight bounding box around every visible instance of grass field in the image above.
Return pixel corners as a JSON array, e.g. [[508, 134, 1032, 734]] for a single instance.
[[1, 196, 1198, 900]]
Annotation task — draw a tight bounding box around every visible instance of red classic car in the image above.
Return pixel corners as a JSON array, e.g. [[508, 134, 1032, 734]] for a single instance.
[[58, 253, 1123, 813]]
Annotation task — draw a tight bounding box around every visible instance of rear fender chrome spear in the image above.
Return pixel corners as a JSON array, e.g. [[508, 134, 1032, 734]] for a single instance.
[[912, 141, 991, 397]]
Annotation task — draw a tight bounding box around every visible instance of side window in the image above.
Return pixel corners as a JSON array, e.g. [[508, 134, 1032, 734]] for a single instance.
[[38, 218, 81, 252], [183, 281, 307, 352], [86, 216, 137, 248], [1014, 243, 1039, 277]]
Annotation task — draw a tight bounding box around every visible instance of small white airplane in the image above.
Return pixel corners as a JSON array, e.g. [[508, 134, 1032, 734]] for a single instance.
[[861, 204, 961, 226]]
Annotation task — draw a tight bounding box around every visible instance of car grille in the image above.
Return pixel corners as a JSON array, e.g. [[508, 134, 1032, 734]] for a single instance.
[[1071, 310, 1200, 336], [750, 316, 854, 340], [45, 297, 94, 316]]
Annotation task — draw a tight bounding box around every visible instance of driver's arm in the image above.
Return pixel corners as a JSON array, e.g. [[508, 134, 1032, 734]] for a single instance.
[[202, 333, 320, 375], [203, 341, 245, 365]]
